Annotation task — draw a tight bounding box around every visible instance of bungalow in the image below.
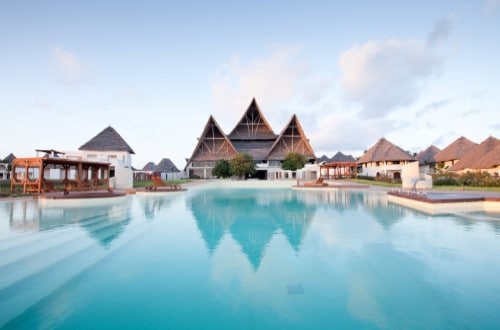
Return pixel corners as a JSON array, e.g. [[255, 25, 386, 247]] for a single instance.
[[64, 126, 135, 189], [448, 136, 500, 174], [357, 137, 414, 179], [154, 158, 183, 180], [415, 145, 441, 174], [472, 143, 500, 175], [434, 136, 477, 171]]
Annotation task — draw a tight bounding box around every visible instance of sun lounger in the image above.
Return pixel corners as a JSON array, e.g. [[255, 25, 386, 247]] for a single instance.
[[303, 177, 329, 187], [146, 174, 183, 191]]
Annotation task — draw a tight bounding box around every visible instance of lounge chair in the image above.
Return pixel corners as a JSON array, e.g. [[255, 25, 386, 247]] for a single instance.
[[303, 177, 329, 187], [147, 175, 182, 191]]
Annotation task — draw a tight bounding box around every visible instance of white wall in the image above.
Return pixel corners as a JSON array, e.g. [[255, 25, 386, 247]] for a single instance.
[[112, 165, 133, 189], [402, 161, 432, 189], [63, 150, 134, 189]]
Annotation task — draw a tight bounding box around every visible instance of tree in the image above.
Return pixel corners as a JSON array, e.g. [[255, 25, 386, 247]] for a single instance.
[[230, 153, 256, 179], [282, 152, 307, 171], [212, 159, 232, 178]]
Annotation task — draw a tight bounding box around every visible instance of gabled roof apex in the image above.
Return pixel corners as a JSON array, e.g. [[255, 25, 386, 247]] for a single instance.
[[267, 114, 316, 160], [358, 137, 412, 163], [79, 126, 135, 154], [434, 136, 476, 162], [228, 99, 276, 139]]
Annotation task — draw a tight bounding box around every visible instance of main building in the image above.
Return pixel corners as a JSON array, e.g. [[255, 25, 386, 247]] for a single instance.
[[185, 99, 316, 179]]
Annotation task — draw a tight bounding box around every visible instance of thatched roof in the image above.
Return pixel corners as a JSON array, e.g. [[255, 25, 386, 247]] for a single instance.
[[142, 162, 156, 171], [155, 158, 180, 173], [267, 114, 316, 161], [449, 136, 500, 171], [358, 137, 413, 164], [473, 143, 500, 170], [415, 145, 441, 165], [331, 151, 356, 162], [434, 136, 476, 163], [79, 126, 135, 154], [187, 115, 238, 162], [232, 140, 275, 161], [2, 153, 16, 163], [228, 98, 276, 140], [317, 155, 330, 163], [187, 100, 316, 166]]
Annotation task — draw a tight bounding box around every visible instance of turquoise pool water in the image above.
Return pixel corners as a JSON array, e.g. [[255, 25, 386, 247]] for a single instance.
[[1, 188, 500, 329]]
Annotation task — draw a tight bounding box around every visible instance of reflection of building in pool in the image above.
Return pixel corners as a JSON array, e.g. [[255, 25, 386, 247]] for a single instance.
[[7, 199, 131, 247], [138, 194, 178, 219], [188, 189, 316, 269], [295, 189, 408, 228]]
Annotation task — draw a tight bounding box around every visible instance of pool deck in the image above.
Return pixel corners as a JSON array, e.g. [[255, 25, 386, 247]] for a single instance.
[[387, 190, 500, 215], [37, 190, 127, 200], [292, 180, 500, 215]]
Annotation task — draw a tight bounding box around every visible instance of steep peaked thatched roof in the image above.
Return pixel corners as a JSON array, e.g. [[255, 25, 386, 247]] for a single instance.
[[416, 145, 441, 165], [2, 153, 16, 163], [155, 158, 180, 173], [317, 155, 330, 163], [267, 114, 316, 161], [79, 126, 135, 154], [331, 151, 356, 162], [228, 98, 276, 140], [231, 140, 275, 161], [473, 143, 500, 170], [449, 136, 499, 171], [142, 162, 156, 171], [187, 115, 238, 162], [434, 136, 476, 163], [358, 137, 412, 164]]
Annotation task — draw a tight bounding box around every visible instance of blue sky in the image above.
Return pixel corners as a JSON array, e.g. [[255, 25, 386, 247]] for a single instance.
[[1, 1, 499, 169]]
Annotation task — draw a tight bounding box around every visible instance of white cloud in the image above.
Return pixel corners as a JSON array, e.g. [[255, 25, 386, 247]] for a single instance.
[[416, 99, 451, 116], [210, 46, 331, 128], [339, 39, 442, 119], [310, 111, 395, 154], [427, 16, 453, 47], [52, 46, 86, 83]]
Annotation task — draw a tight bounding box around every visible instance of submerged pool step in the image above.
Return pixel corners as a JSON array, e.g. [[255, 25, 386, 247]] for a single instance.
[[0, 212, 117, 267], [0, 211, 159, 329], [0, 215, 132, 289], [0, 240, 105, 328], [0, 212, 111, 252]]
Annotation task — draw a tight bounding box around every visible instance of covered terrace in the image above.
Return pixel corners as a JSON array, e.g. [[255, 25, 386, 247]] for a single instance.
[[319, 161, 358, 180], [10, 157, 111, 194]]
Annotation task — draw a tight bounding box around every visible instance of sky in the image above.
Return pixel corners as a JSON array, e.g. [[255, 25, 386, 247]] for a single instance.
[[1, 1, 499, 169]]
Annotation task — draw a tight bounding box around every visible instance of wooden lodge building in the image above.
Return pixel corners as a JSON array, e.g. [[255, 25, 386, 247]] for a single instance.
[[185, 99, 316, 179]]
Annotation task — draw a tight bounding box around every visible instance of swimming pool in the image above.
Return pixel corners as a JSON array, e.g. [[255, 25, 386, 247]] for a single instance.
[[1, 187, 500, 329]]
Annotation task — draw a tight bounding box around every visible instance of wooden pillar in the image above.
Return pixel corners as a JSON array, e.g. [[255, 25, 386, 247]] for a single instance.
[[105, 165, 110, 189], [37, 160, 43, 193], [23, 161, 28, 194], [77, 162, 83, 189]]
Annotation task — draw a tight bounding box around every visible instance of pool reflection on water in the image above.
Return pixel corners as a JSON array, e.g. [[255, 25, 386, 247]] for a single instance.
[[1, 188, 499, 329]]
